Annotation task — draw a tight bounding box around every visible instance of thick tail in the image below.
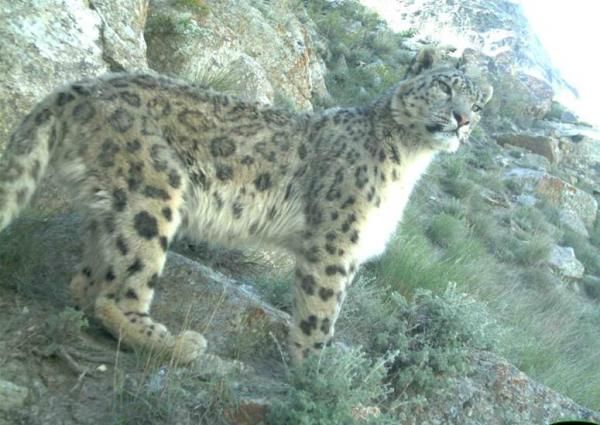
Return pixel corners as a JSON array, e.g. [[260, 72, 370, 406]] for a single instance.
[[0, 103, 56, 232]]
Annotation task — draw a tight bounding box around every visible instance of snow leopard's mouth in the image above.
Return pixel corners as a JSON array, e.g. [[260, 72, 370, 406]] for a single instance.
[[426, 124, 459, 136], [426, 124, 460, 139], [425, 124, 444, 133]]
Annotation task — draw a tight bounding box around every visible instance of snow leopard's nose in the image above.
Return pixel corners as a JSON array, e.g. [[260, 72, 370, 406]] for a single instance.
[[453, 111, 470, 128]]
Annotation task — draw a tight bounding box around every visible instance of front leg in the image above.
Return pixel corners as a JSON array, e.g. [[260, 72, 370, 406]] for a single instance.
[[288, 253, 357, 363]]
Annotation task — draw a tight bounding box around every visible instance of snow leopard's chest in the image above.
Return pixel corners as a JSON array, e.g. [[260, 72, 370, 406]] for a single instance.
[[354, 150, 436, 263]]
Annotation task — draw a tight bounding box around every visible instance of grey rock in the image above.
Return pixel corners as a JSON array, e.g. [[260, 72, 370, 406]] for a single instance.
[[226, 55, 274, 105], [0, 1, 106, 151], [0, 0, 148, 153], [548, 245, 585, 279], [0, 379, 28, 411], [504, 168, 597, 230], [520, 152, 551, 171], [559, 210, 589, 238], [89, 0, 149, 70], [395, 351, 600, 425], [145, 0, 328, 110], [515, 194, 537, 207], [496, 133, 561, 163], [560, 110, 578, 123]]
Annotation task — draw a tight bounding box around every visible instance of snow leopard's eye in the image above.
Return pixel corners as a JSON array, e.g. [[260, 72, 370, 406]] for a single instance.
[[472, 104, 482, 113], [437, 81, 452, 95]]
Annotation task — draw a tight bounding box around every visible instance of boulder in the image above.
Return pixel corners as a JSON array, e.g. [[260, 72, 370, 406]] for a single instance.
[[505, 168, 598, 230], [559, 210, 589, 238], [536, 174, 597, 230], [548, 245, 585, 279], [87, 0, 149, 70], [395, 351, 600, 425], [496, 133, 561, 163]]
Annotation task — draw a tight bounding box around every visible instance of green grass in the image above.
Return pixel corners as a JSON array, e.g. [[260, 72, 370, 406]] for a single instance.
[[303, 0, 415, 107], [368, 164, 600, 409], [500, 287, 600, 408], [372, 204, 495, 295], [145, 13, 201, 37], [426, 213, 469, 248]]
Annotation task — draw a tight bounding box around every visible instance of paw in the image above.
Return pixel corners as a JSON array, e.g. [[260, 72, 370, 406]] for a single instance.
[[172, 330, 207, 363]]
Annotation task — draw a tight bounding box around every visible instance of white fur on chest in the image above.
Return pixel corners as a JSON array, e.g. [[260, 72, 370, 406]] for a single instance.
[[354, 149, 436, 263]]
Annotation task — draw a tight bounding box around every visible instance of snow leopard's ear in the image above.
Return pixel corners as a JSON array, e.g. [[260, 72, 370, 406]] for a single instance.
[[480, 83, 494, 105], [404, 47, 440, 79], [456, 49, 494, 104]]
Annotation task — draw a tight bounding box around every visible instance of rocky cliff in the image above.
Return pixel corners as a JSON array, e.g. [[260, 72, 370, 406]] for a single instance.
[[0, 1, 599, 424]]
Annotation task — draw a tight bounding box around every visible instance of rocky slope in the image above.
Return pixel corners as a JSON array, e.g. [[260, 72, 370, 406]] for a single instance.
[[362, 0, 577, 122], [0, 0, 599, 424]]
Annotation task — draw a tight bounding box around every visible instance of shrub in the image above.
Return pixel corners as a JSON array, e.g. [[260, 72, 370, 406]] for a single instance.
[[268, 348, 395, 425], [371, 286, 497, 398]]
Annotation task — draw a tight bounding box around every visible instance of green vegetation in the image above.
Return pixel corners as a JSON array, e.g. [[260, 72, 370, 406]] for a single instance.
[[271, 279, 498, 420], [562, 229, 600, 275], [146, 0, 211, 38], [269, 348, 395, 425], [367, 150, 600, 409], [173, 0, 210, 18], [145, 13, 200, 37], [382, 287, 496, 397], [113, 363, 239, 425], [44, 307, 89, 346], [304, 0, 416, 107]]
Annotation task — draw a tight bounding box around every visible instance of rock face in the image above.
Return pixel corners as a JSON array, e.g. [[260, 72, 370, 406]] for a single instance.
[[535, 174, 598, 230], [90, 0, 149, 70], [0, 0, 148, 152], [145, 0, 328, 109]]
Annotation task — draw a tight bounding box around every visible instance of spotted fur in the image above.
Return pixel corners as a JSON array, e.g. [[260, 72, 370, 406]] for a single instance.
[[0, 51, 492, 363]]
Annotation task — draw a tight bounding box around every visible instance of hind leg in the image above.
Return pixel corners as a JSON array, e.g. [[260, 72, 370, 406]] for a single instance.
[[71, 220, 106, 312], [71, 197, 206, 363]]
